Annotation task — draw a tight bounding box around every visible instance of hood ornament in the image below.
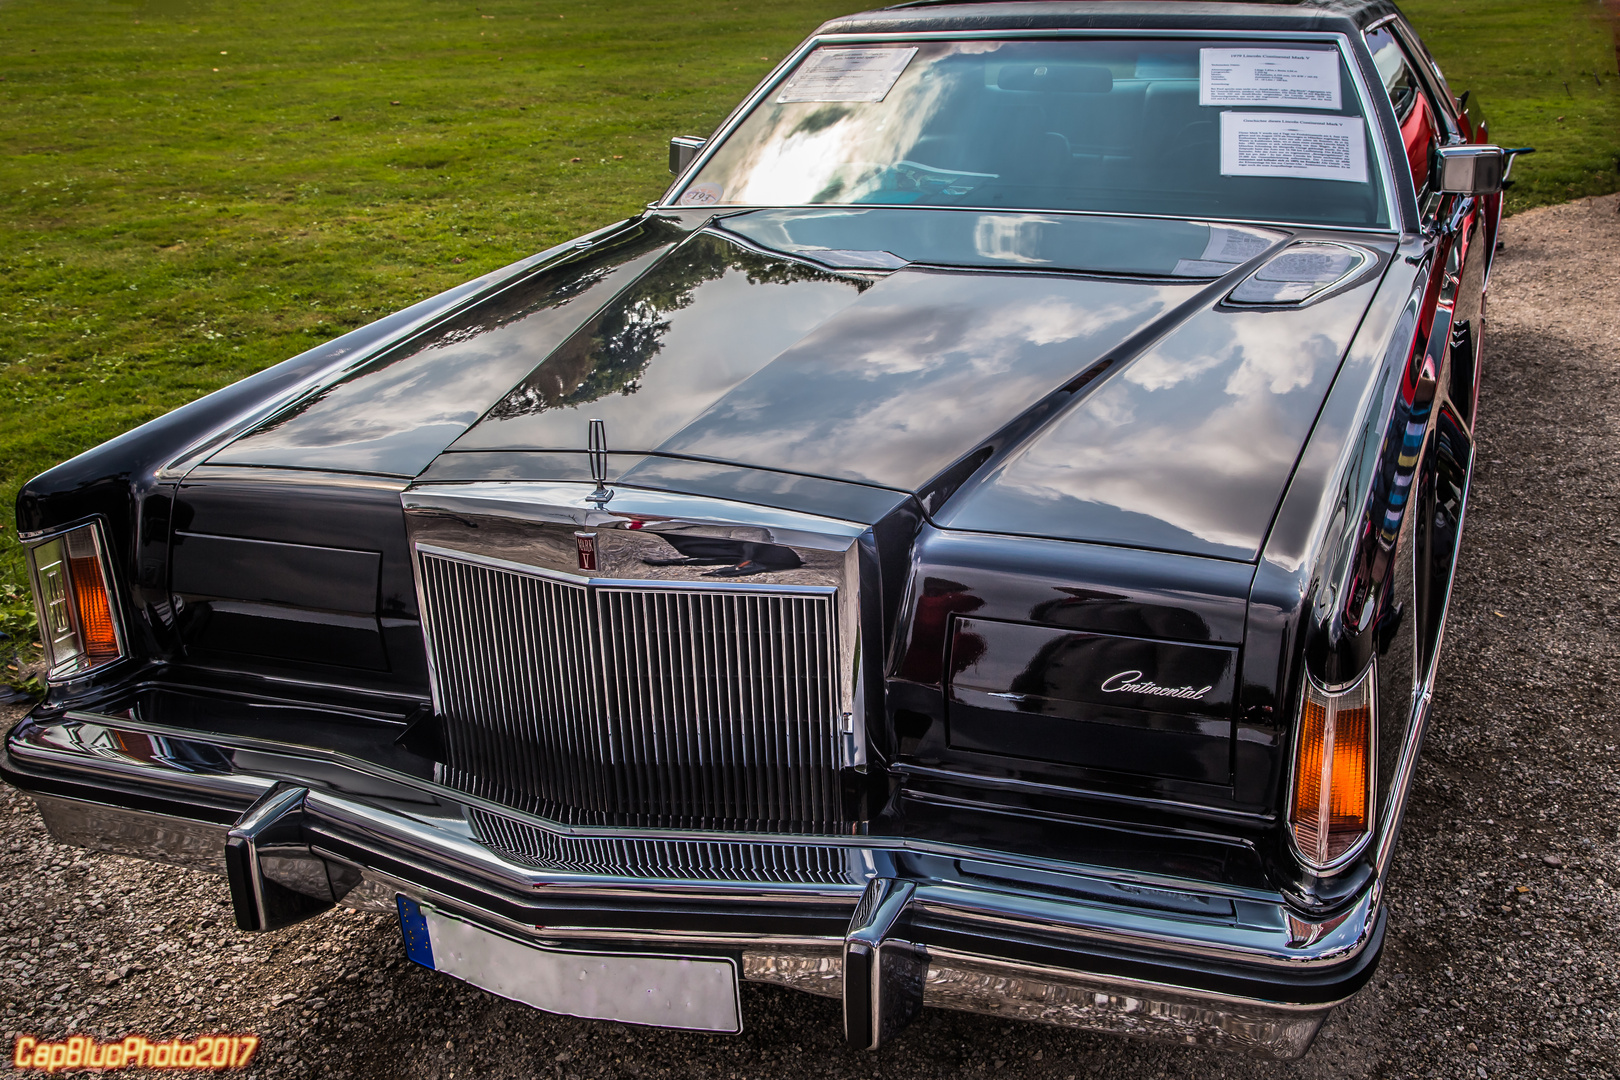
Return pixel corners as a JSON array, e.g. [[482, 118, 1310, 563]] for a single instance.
[[585, 418, 612, 507]]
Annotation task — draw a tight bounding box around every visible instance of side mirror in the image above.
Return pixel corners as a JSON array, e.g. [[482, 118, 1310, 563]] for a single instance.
[[1435, 145, 1505, 196], [668, 136, 706, 176]]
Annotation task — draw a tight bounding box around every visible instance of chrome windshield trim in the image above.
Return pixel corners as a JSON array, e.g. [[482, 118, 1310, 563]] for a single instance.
[[659, 29, 1401, 234], [697, 203, 1405, 239]]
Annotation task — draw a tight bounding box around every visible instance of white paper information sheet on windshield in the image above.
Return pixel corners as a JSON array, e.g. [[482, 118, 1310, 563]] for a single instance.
[[776, 47, 918, 103], [1220, 112, 1368, 183], [1200, 48, 1341, 109]]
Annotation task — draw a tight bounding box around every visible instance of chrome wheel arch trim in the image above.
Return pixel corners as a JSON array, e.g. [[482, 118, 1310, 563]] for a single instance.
[[1372, 459, 1473, 881]]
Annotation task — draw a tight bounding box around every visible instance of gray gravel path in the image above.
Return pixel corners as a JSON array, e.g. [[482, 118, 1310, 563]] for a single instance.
[[3, 194, 1618, 1079]]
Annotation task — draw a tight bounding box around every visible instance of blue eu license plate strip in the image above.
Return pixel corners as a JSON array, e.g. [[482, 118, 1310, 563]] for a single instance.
[[396, 895, 436, 968], [394, 896, 741, 1033]]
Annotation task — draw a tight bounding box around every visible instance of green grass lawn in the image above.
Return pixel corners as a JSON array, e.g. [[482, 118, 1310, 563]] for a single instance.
[[1403, 0, 1620, 207], [2, 0, 1617, 691]]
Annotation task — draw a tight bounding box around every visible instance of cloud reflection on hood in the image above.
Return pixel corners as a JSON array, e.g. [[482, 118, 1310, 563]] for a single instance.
[[654, 271, 1174, 489], [213, 225, 679, 475], [935, 282, 1380, 560]]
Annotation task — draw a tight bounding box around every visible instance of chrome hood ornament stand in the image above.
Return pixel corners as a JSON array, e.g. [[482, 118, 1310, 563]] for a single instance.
[[585, 418, 613, 507]]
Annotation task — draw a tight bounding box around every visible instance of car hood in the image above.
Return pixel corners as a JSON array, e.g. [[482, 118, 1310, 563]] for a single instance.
[[213, 208, 1393, 561]]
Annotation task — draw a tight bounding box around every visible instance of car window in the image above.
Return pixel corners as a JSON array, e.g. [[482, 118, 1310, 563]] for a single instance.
[[676, 38, 1392, 230], [1397, 18, 1457, 112], [1364, 23, 1442, 203]]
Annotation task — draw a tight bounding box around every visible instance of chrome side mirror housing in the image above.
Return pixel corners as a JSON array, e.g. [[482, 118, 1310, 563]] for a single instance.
[[1435, 145, 1506, 196], [668, 136, 706, 176]]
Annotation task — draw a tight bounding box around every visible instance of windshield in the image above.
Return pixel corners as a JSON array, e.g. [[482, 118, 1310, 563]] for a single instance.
[[676, 38, 1391, 230]]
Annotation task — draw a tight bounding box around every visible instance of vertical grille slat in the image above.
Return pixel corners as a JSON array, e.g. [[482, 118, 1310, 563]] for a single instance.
[[420, 551, 844, 831]]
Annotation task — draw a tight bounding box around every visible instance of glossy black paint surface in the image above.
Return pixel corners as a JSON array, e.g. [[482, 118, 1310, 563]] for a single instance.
[[946, 617, 1237, 784], [171, 531, 386, 669], [452, 229, 869, 452], [934, 243, 1393, 560], [13, 220, 643, 684], [184, 206, 1393, 567], [211, 218, 685, 477], [170, 466, 429, 697], [429, 211, 1393, 567], [1247, 195, 1486, 906], [882, 526, 1267, 822], [454, 222, 1193, 493]]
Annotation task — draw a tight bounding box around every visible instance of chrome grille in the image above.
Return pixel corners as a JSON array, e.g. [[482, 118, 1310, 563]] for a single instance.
[[466, 808, 855, 884], [418, 549, 846, 829]]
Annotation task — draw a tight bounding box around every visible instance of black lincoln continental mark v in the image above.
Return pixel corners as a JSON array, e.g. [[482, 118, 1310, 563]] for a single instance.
[[4, 0, 1515, 1059]]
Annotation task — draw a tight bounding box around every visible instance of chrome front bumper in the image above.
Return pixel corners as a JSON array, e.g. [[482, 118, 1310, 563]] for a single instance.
[[3, 708, 1384, 1060]]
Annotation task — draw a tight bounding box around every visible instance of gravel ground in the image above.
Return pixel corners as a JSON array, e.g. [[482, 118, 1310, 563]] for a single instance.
[[3, 194, 1618, 1079]]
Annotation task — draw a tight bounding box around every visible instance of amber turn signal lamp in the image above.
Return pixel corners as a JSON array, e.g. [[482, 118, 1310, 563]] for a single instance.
[[1289, 668, 1375, 869], [26, 522, 125, 679], [69, 549, 120, 662]]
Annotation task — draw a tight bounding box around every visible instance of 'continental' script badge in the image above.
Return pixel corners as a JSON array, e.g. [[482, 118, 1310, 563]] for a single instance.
[[1100, 670, 1213, 701], [574, 531, 598, 572]]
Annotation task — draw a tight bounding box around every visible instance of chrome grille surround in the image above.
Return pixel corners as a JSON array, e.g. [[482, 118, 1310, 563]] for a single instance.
[[404, 482, 867, 831]]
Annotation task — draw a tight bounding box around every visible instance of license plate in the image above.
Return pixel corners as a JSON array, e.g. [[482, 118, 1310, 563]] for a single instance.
[[395, 896, 741, 1033]]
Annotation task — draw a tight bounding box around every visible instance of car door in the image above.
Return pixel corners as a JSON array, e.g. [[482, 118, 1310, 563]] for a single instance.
[[1362, 17, 1480, 694]]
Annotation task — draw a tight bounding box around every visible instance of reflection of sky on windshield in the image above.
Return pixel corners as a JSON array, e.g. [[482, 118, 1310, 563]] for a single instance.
[[720, 70, 955, 205], [685, 37, 1389, 228], [937, 280, 1381, 558]]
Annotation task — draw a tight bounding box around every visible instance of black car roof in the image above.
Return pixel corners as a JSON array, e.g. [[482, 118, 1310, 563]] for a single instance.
[[819, 0, 1401, 37]]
